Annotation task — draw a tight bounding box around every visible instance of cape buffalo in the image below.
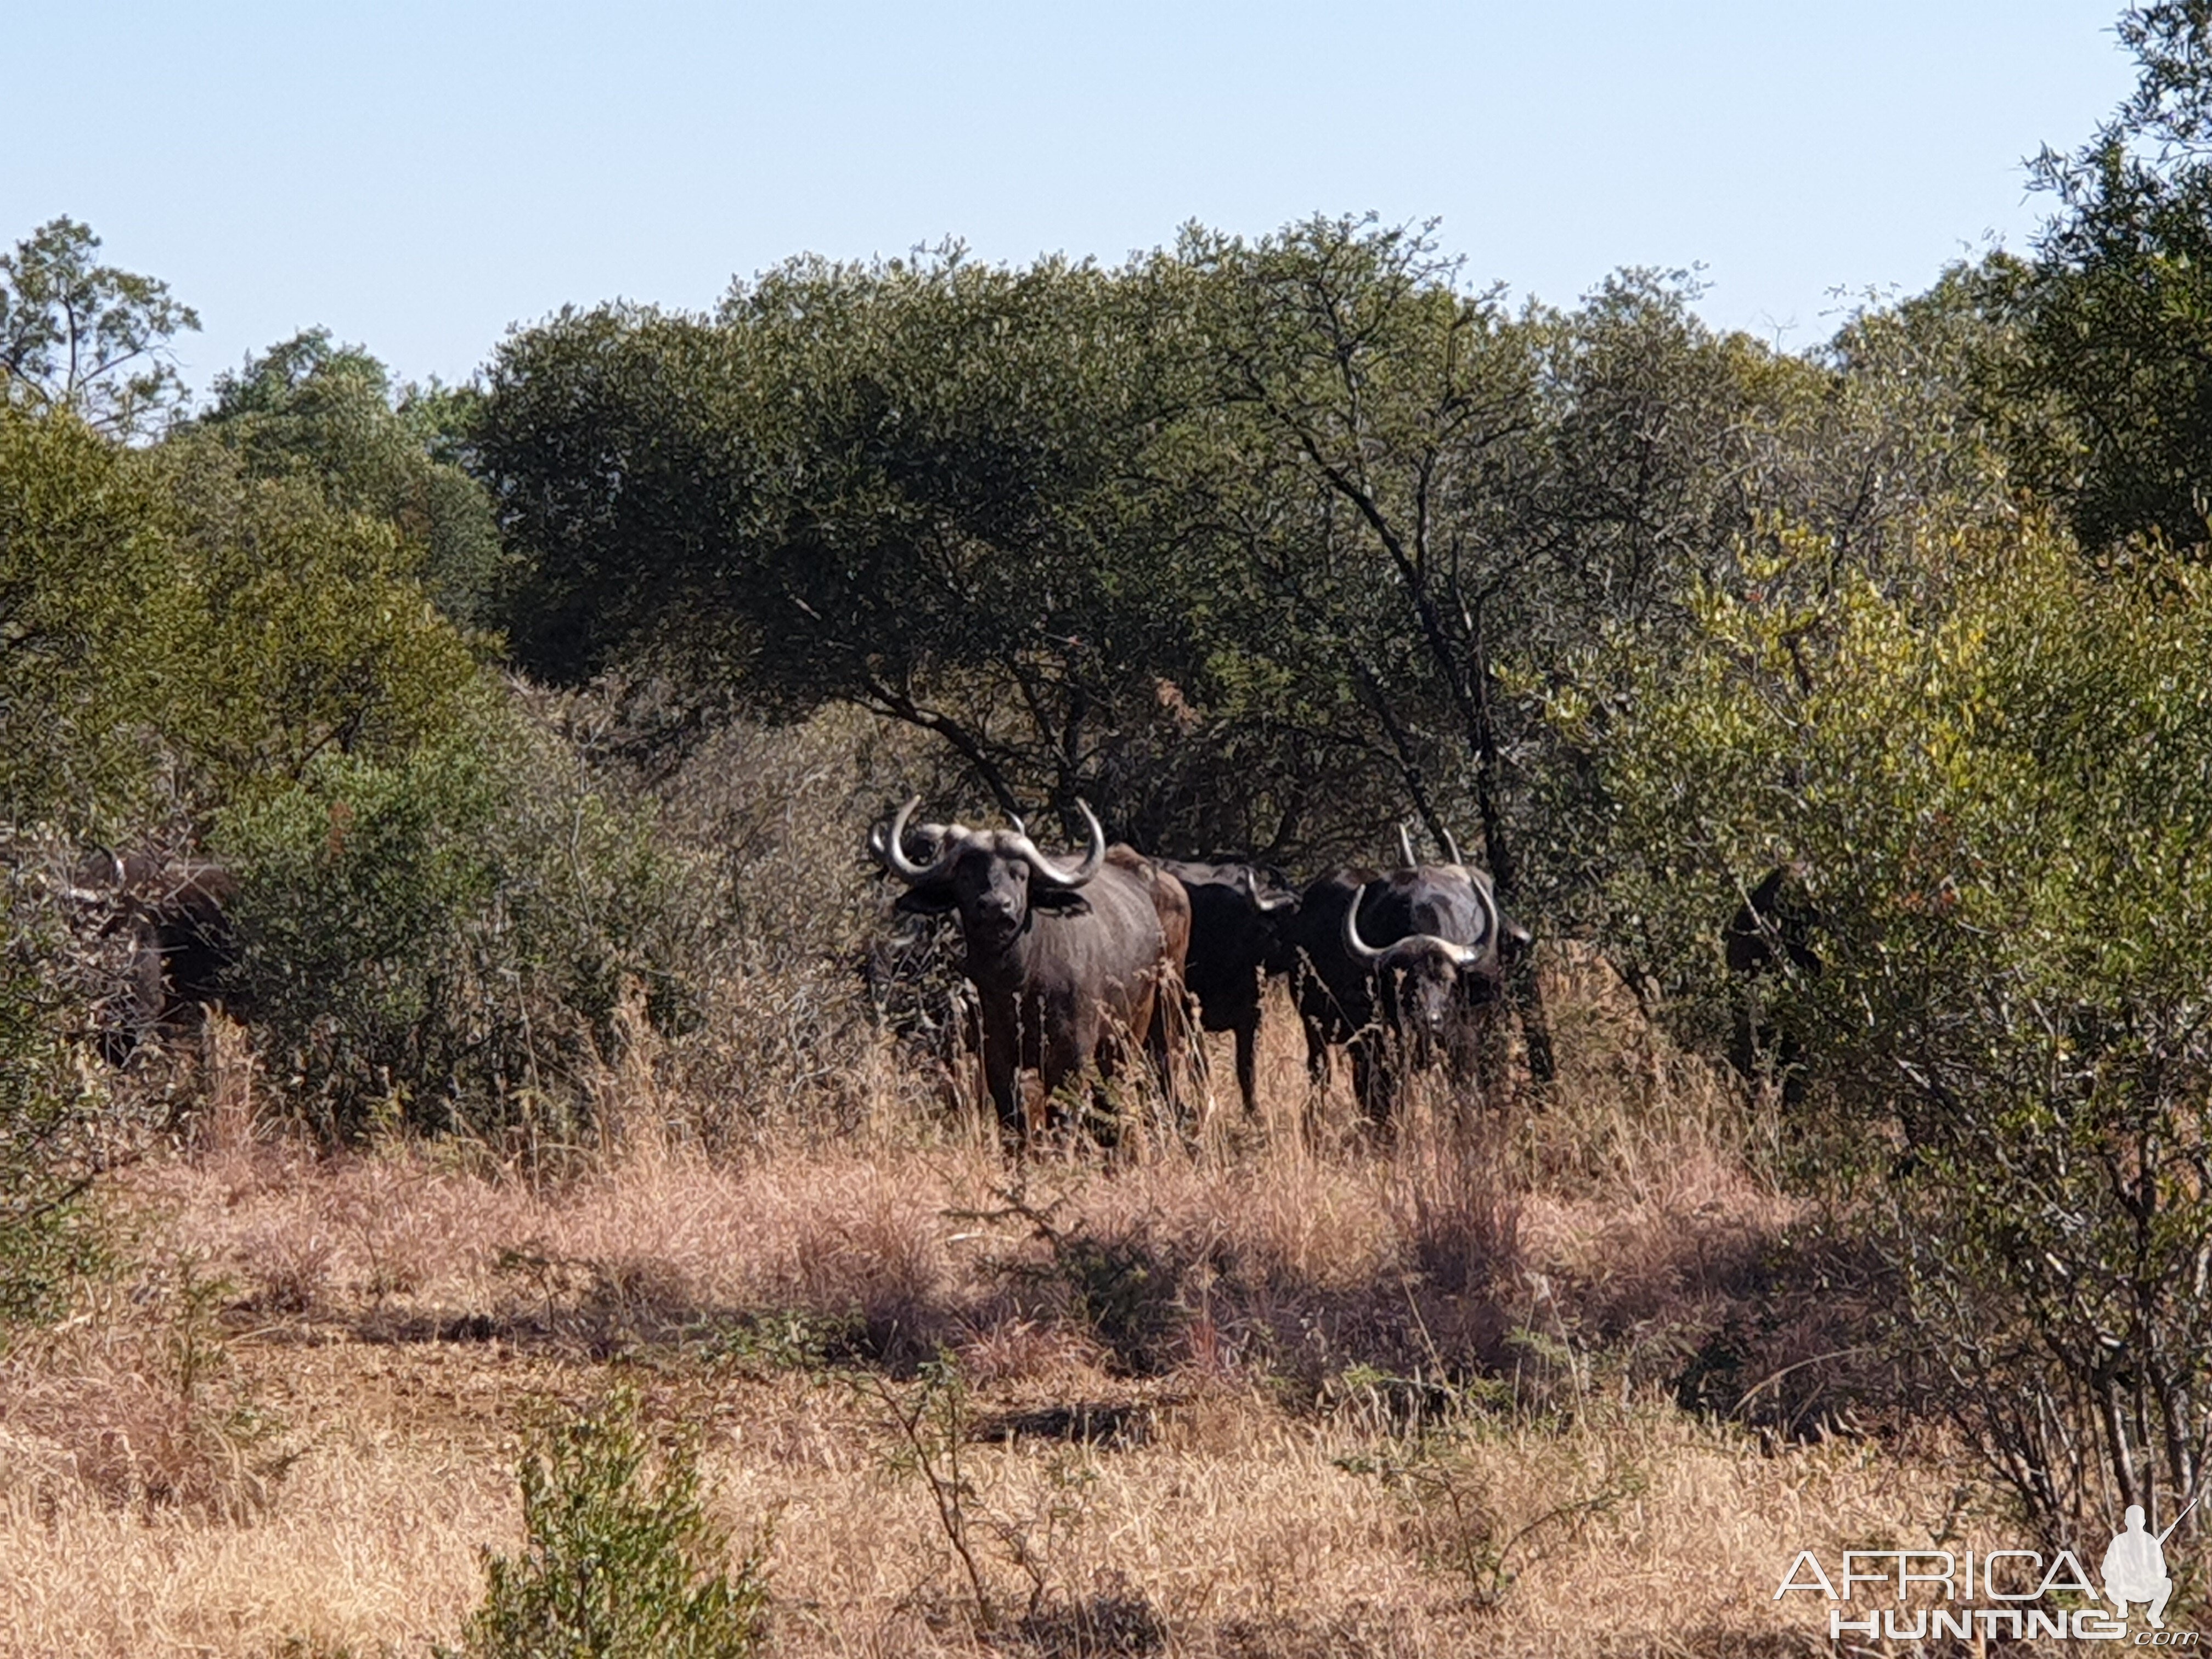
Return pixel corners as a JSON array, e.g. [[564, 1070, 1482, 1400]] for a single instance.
[[1282, 832, 1527, 1121], [1156, 859, 1300, 1115], [872, 798, 1190, 1143], [1722, 863, 1821, 1103], [67, 850, 241, 1063]]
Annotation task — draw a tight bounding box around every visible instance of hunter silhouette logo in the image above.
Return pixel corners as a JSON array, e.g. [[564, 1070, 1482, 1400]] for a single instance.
[[2103, 1498, 2193, 1629]]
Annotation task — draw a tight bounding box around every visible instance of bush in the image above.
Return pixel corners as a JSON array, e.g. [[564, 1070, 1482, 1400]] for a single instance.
[[0, 871, 108, 1341], [1567, 516, 2212, 1536], [216, 689, 689, 1143], [447, 1386, 770, 1659]]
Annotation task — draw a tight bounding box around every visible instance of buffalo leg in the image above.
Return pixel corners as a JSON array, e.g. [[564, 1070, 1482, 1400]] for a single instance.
[[1234, 1016, 1259, 1115], [1044, 1007, 1095, 1137], [1350, 1037, 1390, 1126], [980, 1000, 1026, 1144]]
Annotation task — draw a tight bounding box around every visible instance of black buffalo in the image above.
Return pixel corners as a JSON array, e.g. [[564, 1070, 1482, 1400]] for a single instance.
[[1722, 863, 1821, 1102], [1156, 860, 1300, 1115], [872, 799, 1191, 1142], [67, 850, 242, 1063], [1282, 837, 1527, 1121]]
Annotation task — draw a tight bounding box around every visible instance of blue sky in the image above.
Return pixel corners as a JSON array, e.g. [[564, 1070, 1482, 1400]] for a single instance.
[[2, 2, 2139, 397]]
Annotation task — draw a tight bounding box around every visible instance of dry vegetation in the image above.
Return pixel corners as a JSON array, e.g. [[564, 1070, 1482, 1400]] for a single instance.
[[0, 978, 2011, 1659]]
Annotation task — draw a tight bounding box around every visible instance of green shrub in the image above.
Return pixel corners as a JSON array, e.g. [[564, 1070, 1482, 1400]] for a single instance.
[[448, 1387, 770, 1659], [0, 876, 108, 1342], [0, 403, 180, 832], [1565, 516, 2212, 1536], [216, 689, 689, 1143]]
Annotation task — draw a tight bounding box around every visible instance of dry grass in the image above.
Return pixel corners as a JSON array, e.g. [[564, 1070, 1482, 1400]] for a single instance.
[[0, 981, 1992, 1656]]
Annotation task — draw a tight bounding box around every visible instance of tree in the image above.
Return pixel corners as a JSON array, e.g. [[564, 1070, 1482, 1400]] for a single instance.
[[479, 252, 1221, 830], [2002, 2, 2212, 553], [0, 219, 199, 441], [1173, 219, 1543, 879], [0, 401, 182, 830], [150, 437, 486, 800], [475, 217, 2010, 917], [1567, 512, 2212, 1541], [194, 330, 508, 625], [1171, 225, 1808, 1073]]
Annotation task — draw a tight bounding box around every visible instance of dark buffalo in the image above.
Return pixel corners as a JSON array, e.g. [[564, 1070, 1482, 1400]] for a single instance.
[[1282, 837, 1527, 1120], [1156, 859, 1300, 1115], [66, 850, 242, 1063], [872, 798, 1191, 1142], [1722, 863, 1821, 1102]]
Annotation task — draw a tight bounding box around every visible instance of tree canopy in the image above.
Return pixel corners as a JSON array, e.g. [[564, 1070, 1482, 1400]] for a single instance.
[[0, 219, 199, 441], [2001, 1, 2212, 553]]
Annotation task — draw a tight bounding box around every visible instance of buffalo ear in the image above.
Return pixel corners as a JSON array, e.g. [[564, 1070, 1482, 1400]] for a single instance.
[[894, 887, 959, 917], [1029, 888, 1093, 916]]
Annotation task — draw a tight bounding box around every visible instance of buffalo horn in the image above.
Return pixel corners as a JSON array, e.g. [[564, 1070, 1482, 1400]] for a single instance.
[[1346, 883, 1479, 970], [1437, 825, 1463, 866], [1008, 799, 1105, 889], [1237, 867, 1297, 913], [878, 797, 964, 885], [1344, 883, 1386, 964], [1397, 822, 1418, 870]]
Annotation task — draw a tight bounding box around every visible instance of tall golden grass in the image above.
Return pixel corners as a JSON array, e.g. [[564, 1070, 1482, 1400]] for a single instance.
[[0, 983, 1991, 1656]]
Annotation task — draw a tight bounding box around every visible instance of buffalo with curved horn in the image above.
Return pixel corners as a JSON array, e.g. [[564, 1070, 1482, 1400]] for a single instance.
[[871, 798, 1190, 1143], [1282, 827, 1526, 1121]]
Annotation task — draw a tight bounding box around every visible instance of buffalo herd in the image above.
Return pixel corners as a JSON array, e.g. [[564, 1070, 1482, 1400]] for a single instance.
[[870, 802, 1539, 1142], [53, 810, 1816, 1146]]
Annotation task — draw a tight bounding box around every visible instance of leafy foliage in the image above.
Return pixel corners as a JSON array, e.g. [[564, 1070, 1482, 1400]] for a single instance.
[[449, 1386, 770, 1659], [1, 228, 672, 1148], [154, 438, 485, 803], [1564, 516, 2212, 1534], [2003, 1, 2212, 553], [0, 879, 106, 1342], [478, 219, 2009, 895], [1, 389, 486, 833], [478, 252, 1215, 832], [194, 330, 507, 625], [0, 402, 180, 830], [214, 691, 686, 1141], [0, 218, 200, 439]]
